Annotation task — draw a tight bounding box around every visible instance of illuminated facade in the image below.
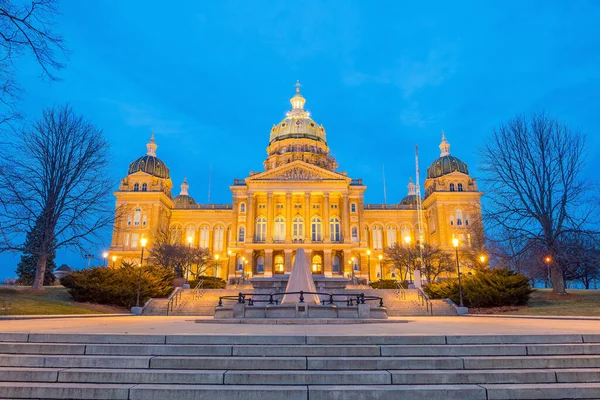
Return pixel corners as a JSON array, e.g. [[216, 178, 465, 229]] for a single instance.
[[109, 84, 482, 281]]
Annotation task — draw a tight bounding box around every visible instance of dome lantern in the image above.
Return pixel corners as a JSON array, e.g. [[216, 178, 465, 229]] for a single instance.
[[146, 132, 158, 157], [439, 131, 450, 156], [127, 133, 170, 179], [290, 80, 306, 111], [407, 177, 416, 196], [180, 177, 189, 196], [426, 132, 470, 179], [173, 177, 196, 206]]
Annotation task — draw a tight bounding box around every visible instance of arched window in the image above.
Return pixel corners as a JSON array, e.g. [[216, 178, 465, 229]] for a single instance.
[[141, 183, 147, 192], [236, 256, 244, 272], [332, 255, 340, 273], [274, 216, 285, 241], [240, 202, 246, 213], [450, 216, 455, 226], [256, 256, 265, 274], [311, 216, 322, 241], [456, 209, 463, 226], [351, 203, 357, 213], [458, 183, 463, 192], [255, 217, 267, 242], [312, 254, 322, 274], [352, 256, 360, 271], [185, 225, 195, 245], [351, 226, 359, 242], [134, 208, 141, 226], [401, 225, 411, 244], [131, 233, 139, 249], [293, 216, 303, 240], [214, 225, 224, 251], [450, 183, 455, 192], [274, 255, 285, 274], [238, 226, 245, 242], [372, 225, 383, 250], [133, 183, 139, 191], [386, 225, 397, 246], [199, 225, 210, 248], [465, 215, 470, 226], [329, 216, 341, 242]]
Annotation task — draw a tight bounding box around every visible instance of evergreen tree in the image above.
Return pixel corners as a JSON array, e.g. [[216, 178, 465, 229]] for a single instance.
[[15, 228, 56, 286]]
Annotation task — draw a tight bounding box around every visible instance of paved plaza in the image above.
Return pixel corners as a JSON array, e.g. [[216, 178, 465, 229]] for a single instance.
[[1, 315, 599, 335]]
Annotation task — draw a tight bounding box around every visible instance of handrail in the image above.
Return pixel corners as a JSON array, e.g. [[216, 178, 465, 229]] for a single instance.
[[394, 280, 406, 300], [192, 279, 205, 300], [416, 287, 433, 315], [166, 287, 183, 315], [217, 290, 384, 308]]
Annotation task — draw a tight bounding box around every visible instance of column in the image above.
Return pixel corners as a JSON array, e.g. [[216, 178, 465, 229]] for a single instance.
[[323, 192, 330, 243], [358, 197, 366, 246], [304, 193, 310, 242], [323, 249, 332, 278], [244, 250, 253, 278], [342, 194, 350, 242], [231, 196, 239, 247], [264, 249, 273, 277], [343, 249, 352, 278], [266, 192, 273, 242], [246, 194, 254, 242], [285, 193, 292, 241], [284, 249, 293, 274]]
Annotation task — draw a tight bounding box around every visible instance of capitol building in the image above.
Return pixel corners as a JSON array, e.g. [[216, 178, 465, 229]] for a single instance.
[[109, 84, 482, 282]]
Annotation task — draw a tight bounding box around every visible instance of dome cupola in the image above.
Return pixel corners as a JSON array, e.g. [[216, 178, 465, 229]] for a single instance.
[[173, 177, 196, 207], [426, 132, 469, 179], [400, 177, 422, 205], [127, 133, 170, 179]]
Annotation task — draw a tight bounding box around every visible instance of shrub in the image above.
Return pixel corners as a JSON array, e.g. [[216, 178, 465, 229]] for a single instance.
[[369, 279, 408, 289], [424, 268, 533, 308], [61, 264, 174, 308], [188, 276, 226, 289]]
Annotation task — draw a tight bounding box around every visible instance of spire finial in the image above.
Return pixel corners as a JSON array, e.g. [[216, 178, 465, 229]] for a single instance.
[[146, 132, 157, 157], [407, 177, 416, 196], [439, 131, 450, 156], [290, 81, 306, 111], [295, 80, 301, 93], [180, 177, 189, 196]]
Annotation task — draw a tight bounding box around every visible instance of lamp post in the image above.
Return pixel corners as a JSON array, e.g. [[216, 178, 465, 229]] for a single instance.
[[366, 249, 371, 277], [135, 237, 148, 309], [186, 236, 193, 280], [404, 235, 412, 283], [452, 238, 464, 307], [227, 249, 232, 279], [378, 254, 383, 279], [215, 254, 220, 278], [102, 252, 108, 268], [111, 255, 117, 268], [544, 256, 552, 288], [351, 256, 356, 282]]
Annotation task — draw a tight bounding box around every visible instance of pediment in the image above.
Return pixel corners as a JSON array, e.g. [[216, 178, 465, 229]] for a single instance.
[[247, 161, 350, 182]]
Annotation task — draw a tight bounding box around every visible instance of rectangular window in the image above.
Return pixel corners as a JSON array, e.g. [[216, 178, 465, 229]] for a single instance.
[[276, 204, 284, 209], [142, 215, 147, 226], [331, 204, 338, 209], [131, 233, 139, 249], [124, 233, 130, 247], [258, 204, 266, 209], [294, 204, 302, 209], [214, 228, 224, 252], [312, 205, 320, 209]]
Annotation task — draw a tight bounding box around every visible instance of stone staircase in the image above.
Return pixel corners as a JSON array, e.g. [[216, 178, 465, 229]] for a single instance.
[[143, 288, 457, 316], [0, 332, 600, 398]]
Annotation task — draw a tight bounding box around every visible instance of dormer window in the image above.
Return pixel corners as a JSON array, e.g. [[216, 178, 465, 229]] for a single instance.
[[450, 183, 455, 192], [141, 183, 147, 191], [133, 183, 139, 191], [458, 183, 463, 192]]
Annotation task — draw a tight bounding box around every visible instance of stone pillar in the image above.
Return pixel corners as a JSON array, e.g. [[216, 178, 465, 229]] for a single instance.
[[342, 194, 350, 242], [285, 193, 292, 241], [304, 193, 311, 242], [323, 192, 330, 242], [343, 249, 352, 278], [358, 197, 366, 247], [231, 196, 239, 247], [244, 249, 253, 278], [266, 192, 273, 242], [246, 194, 254, 243], [323, 248, 332, 278], [284, 249, 293, 274], [264, 249, 273, 277]]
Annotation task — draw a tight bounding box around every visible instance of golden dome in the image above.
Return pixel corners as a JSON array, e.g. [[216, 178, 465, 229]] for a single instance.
[[268, 81, 327, 145]]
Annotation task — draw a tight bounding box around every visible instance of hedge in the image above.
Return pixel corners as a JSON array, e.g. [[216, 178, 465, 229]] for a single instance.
[[61, 264, 174, 309], [187, 276, 226, 289], [423, 268, 533, 308], [369, 279, 408, 289]]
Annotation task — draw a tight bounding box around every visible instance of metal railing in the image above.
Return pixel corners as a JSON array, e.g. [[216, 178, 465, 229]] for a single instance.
[[394, 280, 406, 300], [166, 287, 183, 315], [218, 290, 384, 308], [192, 279, 205, 300], [416, 287, 433, 315]]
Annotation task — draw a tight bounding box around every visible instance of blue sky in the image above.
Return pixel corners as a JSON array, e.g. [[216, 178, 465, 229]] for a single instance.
[[3, 0, 599, 279]]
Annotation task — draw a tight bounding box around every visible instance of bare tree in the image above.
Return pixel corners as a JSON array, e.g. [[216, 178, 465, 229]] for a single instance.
[[420, 245, 455, 283], [384, 243, 454, 283], [148, 226, 213, 278], [0, 105, 115, 289], [479, 113, 598, 294], [0, 0, 66, 126]]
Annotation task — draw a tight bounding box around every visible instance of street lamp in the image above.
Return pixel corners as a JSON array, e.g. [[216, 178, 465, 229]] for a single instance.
[[227, 249, 232, 278], [135, 237, 148, 308], [102, 251, 108, 267], [544, 256, 552, 287], [452, 238, 464, 307], [378, 254, 383, 279], [366, 249, 372, 276], [111, 255, 117, 268], [404, 236, 412, 283], [215, 253, 220, 278]]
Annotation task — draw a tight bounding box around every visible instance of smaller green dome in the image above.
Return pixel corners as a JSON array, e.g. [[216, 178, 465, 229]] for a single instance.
[[426, 132, 469, 179], [127, 134, 170, 179], [400, 194, 421, 206], [128, 155, 170, 179], [173, 194, 196, 207]]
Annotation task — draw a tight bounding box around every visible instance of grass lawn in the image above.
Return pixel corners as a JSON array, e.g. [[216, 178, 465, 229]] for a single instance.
[[0, 286, 128, 315], [472, 289, 600, 316]]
